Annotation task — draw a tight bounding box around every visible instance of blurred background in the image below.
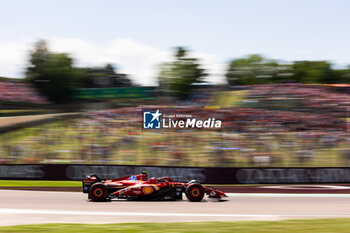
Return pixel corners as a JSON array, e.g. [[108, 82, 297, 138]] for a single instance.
[[1, 0, 350, 168]]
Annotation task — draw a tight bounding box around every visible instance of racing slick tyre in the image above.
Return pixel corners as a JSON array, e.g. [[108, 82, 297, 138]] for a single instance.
[[89, 182, 108, 202], [185, 183, 204, 202]]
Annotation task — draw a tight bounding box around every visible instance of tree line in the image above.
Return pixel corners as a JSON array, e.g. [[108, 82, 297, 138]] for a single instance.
[[159, 48, 350, 99], [25, 40, 350, 103], [225, 54, 350, 85], [25, 40, 133, 103]]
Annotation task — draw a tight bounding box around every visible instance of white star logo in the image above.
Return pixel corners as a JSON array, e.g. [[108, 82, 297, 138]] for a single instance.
[[150, 109, 161, 122]]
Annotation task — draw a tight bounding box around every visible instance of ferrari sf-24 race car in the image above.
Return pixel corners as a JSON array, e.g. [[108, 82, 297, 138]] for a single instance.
[[82, 171, 227, 202]]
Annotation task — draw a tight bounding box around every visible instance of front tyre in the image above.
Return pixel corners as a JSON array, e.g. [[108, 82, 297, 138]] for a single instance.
[[185, 184, 204, 202], [89, 182, 108, 202]]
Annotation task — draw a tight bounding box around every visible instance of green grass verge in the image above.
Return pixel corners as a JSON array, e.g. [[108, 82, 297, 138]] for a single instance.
[[0, 110, 42, 113], [1, 219, 350, 232], [0, 180, 81, 187]]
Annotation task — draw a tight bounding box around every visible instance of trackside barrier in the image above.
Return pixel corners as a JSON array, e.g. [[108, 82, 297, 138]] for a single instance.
[[1, 164, 350, 184]]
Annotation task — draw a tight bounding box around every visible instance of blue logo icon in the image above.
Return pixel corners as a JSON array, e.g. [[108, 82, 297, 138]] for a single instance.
[[143, 109, 161, 129], [129, 175, 137, 181]]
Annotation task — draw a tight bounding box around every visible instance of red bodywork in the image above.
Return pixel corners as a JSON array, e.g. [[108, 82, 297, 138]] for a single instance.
[[82, 172, 227, 202]]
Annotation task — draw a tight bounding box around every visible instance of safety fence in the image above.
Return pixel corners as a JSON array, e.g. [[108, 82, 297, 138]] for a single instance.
[[1, 164, 350, 184]]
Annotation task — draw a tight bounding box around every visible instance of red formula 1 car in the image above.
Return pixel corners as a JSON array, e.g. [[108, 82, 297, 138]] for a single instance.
[[82, 171, 227, 202]]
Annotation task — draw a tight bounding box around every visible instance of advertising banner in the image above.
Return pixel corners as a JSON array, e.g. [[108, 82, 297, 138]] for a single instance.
[[2, 164, 350, 184]]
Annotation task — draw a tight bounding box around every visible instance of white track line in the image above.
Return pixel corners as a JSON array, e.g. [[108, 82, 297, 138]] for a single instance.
[[1, 208, 350, 218], [226, 193, 350, 197], [3, 190, 350, 197], [260, 185, 350, 190]]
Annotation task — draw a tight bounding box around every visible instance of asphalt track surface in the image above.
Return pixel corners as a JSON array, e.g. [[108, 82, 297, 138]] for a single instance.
[[1, 190, 350, 226]]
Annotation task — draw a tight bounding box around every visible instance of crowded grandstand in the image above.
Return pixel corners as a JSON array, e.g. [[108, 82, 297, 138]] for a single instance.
[[1, 83, 349, 168]]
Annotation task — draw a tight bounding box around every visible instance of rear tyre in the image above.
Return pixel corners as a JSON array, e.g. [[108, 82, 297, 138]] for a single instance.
[[185, 184, 204, 202], [89, 182, 108, 202]]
